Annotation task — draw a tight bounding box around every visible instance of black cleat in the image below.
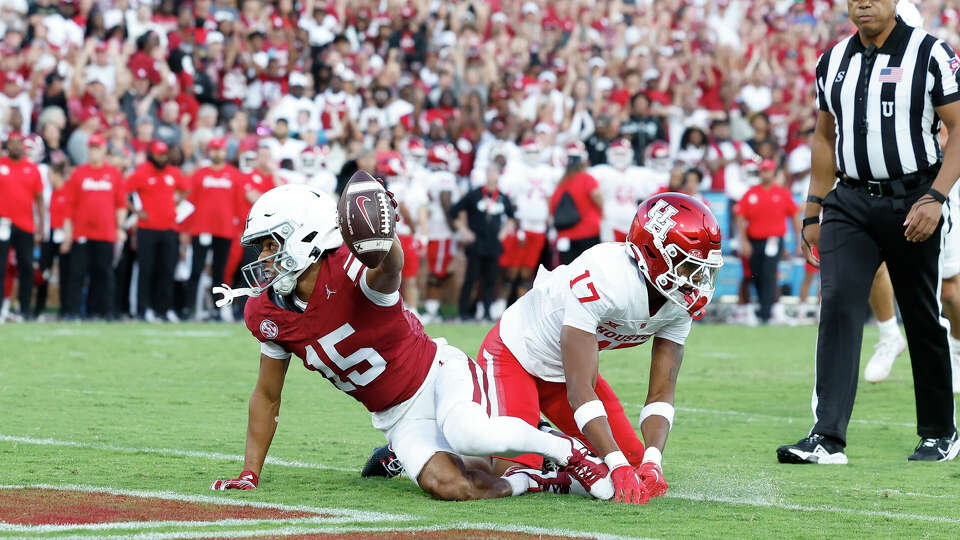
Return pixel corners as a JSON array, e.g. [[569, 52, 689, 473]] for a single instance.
[[361, 444, 404, 478], [907, 432, 960, 461], [777, 434, 848, 464]]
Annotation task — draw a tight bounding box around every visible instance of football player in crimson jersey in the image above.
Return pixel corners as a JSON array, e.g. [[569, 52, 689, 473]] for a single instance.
[[210, 181, 615, 500], [468, 193, 723, 504]]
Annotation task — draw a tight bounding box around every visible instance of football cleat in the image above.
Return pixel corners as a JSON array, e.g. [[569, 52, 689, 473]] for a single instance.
[[777, 434, 848, 464], [361, 444, 404, 478], [503, 466, 572, 494], [907, 432, 960, 462], [555, 434, 614, 499]]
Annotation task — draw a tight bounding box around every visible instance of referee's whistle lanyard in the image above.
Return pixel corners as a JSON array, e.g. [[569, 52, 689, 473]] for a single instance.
[[482, 187, 500, 226], [856, 44, 878, 137]]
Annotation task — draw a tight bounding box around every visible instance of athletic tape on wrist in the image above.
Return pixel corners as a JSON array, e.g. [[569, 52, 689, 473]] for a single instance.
[[604, 450, 629, 470], [573, 400, 607, 432], [639, 402, 675, 431], [642, 447, 662, 466]]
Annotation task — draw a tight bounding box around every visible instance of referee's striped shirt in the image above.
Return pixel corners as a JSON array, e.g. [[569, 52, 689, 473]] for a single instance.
[[816, 16, 960, 181]]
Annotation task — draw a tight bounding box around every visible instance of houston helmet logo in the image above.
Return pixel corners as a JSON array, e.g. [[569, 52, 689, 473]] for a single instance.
[[643, 200, 678, 244]]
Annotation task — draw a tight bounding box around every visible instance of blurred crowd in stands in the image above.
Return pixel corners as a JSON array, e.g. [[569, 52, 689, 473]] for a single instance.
[[0, 0, 954, 324]]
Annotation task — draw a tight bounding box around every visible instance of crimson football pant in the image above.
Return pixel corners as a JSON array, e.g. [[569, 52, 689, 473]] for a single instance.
[[748, 236, 782, 323], [0, 224, 35, 318], [814, 182, 955, 445], [136, 228, 178, 317], [477, 321, 646, 468], [185, 235, 232, 317], [66, 240, 116, 318]]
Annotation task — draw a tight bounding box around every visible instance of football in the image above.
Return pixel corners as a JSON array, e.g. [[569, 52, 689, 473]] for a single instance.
[[337, 169, 396, 268]]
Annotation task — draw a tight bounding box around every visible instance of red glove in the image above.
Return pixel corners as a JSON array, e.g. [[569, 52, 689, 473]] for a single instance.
[[606, 451, 649, 505], [637, 461, 668, 498], [211, 470, 258, 491]]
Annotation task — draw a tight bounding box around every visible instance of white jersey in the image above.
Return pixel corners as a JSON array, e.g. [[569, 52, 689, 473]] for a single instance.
[[305, 169, 337, 194], [590, 164, 664, 234], [498, 243, 692, 383], [423, 169, 458, 240], [502, 162, 561, 233], [389, 176, 429, 236]]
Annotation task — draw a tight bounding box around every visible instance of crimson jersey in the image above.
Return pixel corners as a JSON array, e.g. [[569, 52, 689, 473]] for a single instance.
[[244, 245, 437, 413]]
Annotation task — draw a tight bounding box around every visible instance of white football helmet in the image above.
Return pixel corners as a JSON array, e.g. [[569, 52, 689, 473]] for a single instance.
[[239, 183, 342, 297], [607, 138, 634, 170]]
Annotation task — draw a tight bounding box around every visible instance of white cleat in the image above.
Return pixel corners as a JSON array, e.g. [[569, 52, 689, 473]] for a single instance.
[[864, 334, 907, 382], [144, 309, 160, 323], [165, 310, 181, 323]]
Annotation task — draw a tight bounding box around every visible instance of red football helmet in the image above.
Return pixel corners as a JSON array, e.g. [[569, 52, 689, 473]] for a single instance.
[[426, 142, 459, 172], [376, 152, 407, 178], [607, 138, 634, 170], [645, 140, 671, 172], [404, 137, 427, 164], [565, 139, 588, 162], [625, 193, 723, 320]]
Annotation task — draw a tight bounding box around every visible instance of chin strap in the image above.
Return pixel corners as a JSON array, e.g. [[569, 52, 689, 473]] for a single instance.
[[213, 283, 256, 307]]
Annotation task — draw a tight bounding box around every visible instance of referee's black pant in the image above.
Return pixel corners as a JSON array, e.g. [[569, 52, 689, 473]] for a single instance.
[[814, 182, 955, 444], [459, 250, 499, 320], [0, 224, 35, 318]]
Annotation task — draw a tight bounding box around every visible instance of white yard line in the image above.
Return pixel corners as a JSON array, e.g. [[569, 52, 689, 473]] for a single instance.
[[0, 434, 359, 472], [0, 483, 414, 532], [41, 523, 652, 540]]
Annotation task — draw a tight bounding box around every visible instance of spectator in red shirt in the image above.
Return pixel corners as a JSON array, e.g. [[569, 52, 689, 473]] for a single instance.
[[61, 135, 127, 320], [183, 136, 243, 320], [734, 159, 801, 325], [126, 140, 188, 322], [0, 132, 44, 321], [549, 141, 603, 266]]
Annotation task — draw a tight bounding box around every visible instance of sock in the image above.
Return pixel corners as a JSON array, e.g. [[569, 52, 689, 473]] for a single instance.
[[877, 317, 900, 341], [502, 471, 530, 496], [441, 403, 573, 463], [425, 299, 440, 316]]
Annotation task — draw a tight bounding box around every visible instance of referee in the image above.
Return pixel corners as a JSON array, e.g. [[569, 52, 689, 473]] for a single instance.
[[778, 0, 960, 464]]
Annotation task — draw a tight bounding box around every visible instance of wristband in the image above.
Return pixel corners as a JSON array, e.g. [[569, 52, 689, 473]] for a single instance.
[[638, 402, 675, 430], [604, 450, 629, 470], [802, 216, 820, 228], [926, 188, 947, 204], [573, 400, 607, 432], [806, 195, 824, 205], [642, 447, 662, 466]]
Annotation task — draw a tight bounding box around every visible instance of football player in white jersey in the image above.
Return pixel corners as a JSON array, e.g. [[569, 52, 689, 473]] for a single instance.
[[501, 139, 562, 300], [475, 193, 723, 504], [421, 143, 461, 323], [589, 138, 660, 242], [378, 154, 428, 317]]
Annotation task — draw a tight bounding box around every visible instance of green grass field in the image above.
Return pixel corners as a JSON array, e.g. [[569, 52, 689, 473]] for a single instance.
[[2, 322, 960, 539]]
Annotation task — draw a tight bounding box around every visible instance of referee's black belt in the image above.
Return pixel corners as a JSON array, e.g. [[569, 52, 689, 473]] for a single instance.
[[837, 164, 940, 197]]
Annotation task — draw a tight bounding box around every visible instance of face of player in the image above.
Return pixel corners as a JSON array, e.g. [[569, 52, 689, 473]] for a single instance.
[[848, 0, 896, 37], [256, 236, 283, 283]]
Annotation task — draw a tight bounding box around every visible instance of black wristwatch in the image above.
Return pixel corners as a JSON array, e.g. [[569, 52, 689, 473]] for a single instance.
[[802, 217, 820, 228]]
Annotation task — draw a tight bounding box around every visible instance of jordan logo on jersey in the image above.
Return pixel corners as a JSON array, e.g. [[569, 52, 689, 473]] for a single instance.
[[325, 285, 337, 299], [643, 200, 678, 245]]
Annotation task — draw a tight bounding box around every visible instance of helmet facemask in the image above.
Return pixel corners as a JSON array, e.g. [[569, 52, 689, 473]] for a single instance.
[[241, 221, 321, 297], [630, 241, 722, 320]]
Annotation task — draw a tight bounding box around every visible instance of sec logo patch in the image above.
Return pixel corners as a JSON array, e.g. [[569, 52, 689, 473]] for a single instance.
[[950, 57, 960, 75], [260, 320, 279, 340]]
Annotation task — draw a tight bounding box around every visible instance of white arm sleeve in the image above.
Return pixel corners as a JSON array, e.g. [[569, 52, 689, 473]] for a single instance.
[[360, 268, 401, 307], [260, 340, 291, 360]]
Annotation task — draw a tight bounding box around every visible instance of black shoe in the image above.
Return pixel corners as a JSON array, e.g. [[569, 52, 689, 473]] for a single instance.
[[777, 434, 848, 464], [907, 432, 959, 461], [361, 444, 404, 478]]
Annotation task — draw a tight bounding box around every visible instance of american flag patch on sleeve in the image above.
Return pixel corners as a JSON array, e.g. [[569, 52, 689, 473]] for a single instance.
[[878, 67, 903, 83]]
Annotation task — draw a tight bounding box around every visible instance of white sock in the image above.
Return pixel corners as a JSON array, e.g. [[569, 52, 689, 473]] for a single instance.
[[425, 299, 440, 316], [503, 472, 530, 496], [441, 403, 572, 463], [877, 317, 901, 341]]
